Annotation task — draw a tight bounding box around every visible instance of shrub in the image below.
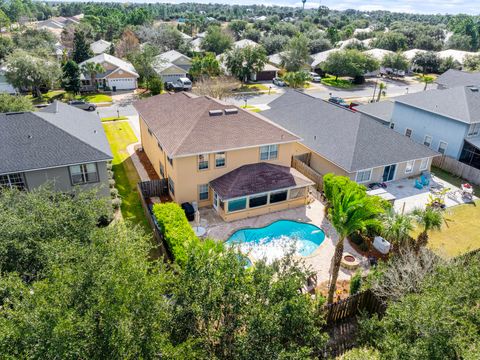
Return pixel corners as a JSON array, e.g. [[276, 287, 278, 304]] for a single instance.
[[107, 170, 114, 178], [152, 202, 198, 264], [109, 179, 116, 188], [110, 188, 119, 197], [112, 197, 122, 209], [350, 271, 362, 295]]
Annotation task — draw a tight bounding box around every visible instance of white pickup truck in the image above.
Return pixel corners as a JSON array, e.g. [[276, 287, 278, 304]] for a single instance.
[[165, 77, 192, 91]]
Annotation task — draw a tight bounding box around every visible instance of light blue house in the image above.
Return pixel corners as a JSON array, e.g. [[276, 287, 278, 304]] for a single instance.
[[358, 86, 480, 169]]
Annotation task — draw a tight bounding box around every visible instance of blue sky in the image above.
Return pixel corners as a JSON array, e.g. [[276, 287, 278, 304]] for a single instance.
[[148, 0, 479, 15]]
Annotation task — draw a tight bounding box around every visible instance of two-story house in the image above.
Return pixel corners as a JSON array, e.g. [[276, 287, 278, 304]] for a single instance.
[[358, 86, 480, 170], [0, 101, 112, 196], [133, 92, 313, 221]]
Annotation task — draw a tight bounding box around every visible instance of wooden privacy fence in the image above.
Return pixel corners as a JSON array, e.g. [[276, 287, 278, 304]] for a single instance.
[[137, 180, 172, 262], [323, 289, 386, 326], [292, 155, 324, 191], [432, 155, 480, 186]]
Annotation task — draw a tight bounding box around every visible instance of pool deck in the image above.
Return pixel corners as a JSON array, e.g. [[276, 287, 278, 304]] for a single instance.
[[193, 199, 369, 283]]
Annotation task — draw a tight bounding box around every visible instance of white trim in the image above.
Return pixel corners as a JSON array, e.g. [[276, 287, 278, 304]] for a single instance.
[[405, 160, 414, 174], [382, 163, 398, 182], [438, 140, 448, 155], [423, 134, 432, 147], [419, 157, 429, 171], [355, 168, 372, 183]]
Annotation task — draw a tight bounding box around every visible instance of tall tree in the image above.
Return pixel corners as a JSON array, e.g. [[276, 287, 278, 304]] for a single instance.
[[115, 28, 140, 59], [324, 175, 385, 304], [281, 34, 310, 72], [322, 50, 379, 82], [201, 25, 233, 55], [61, 60, 81, 94], [412, 51, 440, 75], [381, 208, 413, 251], [381, 52, 409, 72], [189, 52, 221, 80], [0, 94, 33, 113], [72, 30, 92, 64], [127, 44, 158, 89], [224, 45, 267, 83]]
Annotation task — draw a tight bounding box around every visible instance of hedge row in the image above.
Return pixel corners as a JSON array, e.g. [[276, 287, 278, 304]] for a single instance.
[[152, 202, 198, 264]]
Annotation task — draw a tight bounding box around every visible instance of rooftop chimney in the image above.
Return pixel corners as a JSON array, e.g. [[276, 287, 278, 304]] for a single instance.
[[209, 110, 223, 116], [224, 108, 238, 115]]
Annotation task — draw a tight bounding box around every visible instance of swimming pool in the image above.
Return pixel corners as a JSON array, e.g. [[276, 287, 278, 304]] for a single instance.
[[226, 220, 325, 263]]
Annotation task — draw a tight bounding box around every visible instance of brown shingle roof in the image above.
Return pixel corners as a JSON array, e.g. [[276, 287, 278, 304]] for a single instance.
[[133, 92, 299, 157], [210, 162, 313, 199]]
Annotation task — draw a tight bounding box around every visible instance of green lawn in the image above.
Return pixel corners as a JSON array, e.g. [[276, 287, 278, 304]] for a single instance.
[[80, 93, 112, 103], [27, 91, 112, 104], [103, 122, 150, 233], [241, 105, 261, 112], [426, 200, 480, 258], [235, 83, 274, 92], [432, 166, 480, 195], [321, 75, 354, 89], [101, 116, 129, 122]]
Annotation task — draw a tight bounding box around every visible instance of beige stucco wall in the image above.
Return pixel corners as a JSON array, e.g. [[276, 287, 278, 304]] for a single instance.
[[355, 157, 433, 184], [140, 116, 295, 205], [293, 142, 351, 177]]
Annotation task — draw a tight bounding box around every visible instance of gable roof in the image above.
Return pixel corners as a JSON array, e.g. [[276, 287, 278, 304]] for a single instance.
[[311, 49, 340, 68], [394, 85, 480, 124], [363, 48, 394, 61], [261, 91, 437, 173], [0, 102, 112, 175], [79, 53, 138, 77], [356, 100, 395, 124], [435, 69, 480, 88], [133, 92, 299, 158], [437, 49, 476, 64], [403, 48, 427, 61], [90, 39, 112, 55], [210, 162, 313, 200], [153, 61, 186, 75], [157, 50, 192, 64]]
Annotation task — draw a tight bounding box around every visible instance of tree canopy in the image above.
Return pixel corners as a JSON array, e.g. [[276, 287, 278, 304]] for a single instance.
[[0, 93, 33, 113], [201, 25, 234, 55], [224, 45, 267, 83], [322, 50, 379, 81]]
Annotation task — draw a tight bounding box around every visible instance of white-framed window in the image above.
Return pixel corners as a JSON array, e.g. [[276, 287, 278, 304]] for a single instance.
[[405, 128, 413, 138], [405, 160, 414, 174], [467, 123, 480, 137], [168, 177, 175, 195], [249, 193, 268, 208], [423, 135, 432, 147], [69, 163, 99, 185], [215, 152, 226, 168], [420, 158, 429, 171], [270, 190, 288, 203], [260, 144, 278, 160], [356, 169, 372, 183], [0, 172, 26, 190], [198, 184, 209, 201], [438, 141, 448, 155], [198, 154, 209, 170], [159, 162, 165, 178], [389, 122, 395, 129], [227, 197, 247, 212]]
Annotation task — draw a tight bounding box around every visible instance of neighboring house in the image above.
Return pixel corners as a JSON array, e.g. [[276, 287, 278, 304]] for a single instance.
[[190, 37, 203, 52], [153, 62, 187, 83], [90, 39, 112, 55], [34, 15, 82, 38], [311, 49, 339, 71], [357, 86, 480, 169], [79, 53, 139, 91], [54, 42, 65, 60], [261, 91, 437, 185], [435, 69, 480, 89], [0, 101, 112, 196], [437, 49, 476, 66], [403, 48, 427, 62], [156, 50, 192, 72], [133, 92, 312, 222]]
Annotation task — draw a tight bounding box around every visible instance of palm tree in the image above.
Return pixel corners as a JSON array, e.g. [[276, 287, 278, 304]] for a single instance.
[[327, 181, 385, 304], [412, 207, 443, 251], [381, 209, 414, 251], [376, 82, 386, 102], [302, 0, 307, 11], [81, 62, 105, 92]]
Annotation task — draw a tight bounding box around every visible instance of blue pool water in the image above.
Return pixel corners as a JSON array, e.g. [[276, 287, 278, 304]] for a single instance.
[[226, 220, 325, 263]]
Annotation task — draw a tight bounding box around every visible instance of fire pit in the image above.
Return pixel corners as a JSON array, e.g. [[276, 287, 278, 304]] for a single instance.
[[341, 253, 360, 270]]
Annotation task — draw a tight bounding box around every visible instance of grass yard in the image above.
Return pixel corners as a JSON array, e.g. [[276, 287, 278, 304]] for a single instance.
[[432, 166, 480, 194], [103, 122, 150, 233], [426, 200, 480, 258], [321, 75, 354, 89], [27, 91, 113, 104], [80, 93, 112, 103], [235, 83, 274, 93], [241, 105, 261, 112], [101, 116, 129, 122]]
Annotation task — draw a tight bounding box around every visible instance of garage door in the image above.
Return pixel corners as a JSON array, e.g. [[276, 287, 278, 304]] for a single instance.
[[107, 78, 137, 90]]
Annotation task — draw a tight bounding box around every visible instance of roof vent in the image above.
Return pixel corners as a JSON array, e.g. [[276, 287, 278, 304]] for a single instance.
[[469, 86, 479, 92], [224, 108, 238, 115], [209, 110, 223, 116]]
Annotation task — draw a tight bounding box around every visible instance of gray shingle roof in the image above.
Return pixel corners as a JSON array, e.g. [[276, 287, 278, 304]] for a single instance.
[[394, 85, 480, 124], [210, 162, 313, 199], [356, 100, 394, 124], [261, 91, 437, 173], [0, 102, 112, 175], [435, 69, 480, 88]]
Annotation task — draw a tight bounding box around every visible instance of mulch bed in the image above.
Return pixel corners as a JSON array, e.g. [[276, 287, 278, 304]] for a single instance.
[[134, 145, 160, 180]]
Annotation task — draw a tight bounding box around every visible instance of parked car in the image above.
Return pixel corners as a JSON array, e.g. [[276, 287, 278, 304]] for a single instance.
[[272, 77, 286, 87], [181, 202, 195, 221], [67, 100, 97, 111], [328, 96, 349, 108], [165, 77, 192, 91], [309, 72, 322, 82]]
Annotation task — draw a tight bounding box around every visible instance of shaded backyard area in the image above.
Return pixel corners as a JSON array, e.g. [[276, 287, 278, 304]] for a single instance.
[[103, 122, 150, 233]]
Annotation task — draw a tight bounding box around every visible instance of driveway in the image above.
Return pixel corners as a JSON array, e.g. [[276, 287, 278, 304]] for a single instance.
[[97, 90, 139, 118]]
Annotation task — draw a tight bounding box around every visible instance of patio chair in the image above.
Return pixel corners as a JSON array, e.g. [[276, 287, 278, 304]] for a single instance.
[[420, 175, 430, 187], [414, 179, 423, 190]]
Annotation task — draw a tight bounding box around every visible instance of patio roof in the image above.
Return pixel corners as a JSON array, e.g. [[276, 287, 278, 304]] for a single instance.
[[210, 162, 313, 200]]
